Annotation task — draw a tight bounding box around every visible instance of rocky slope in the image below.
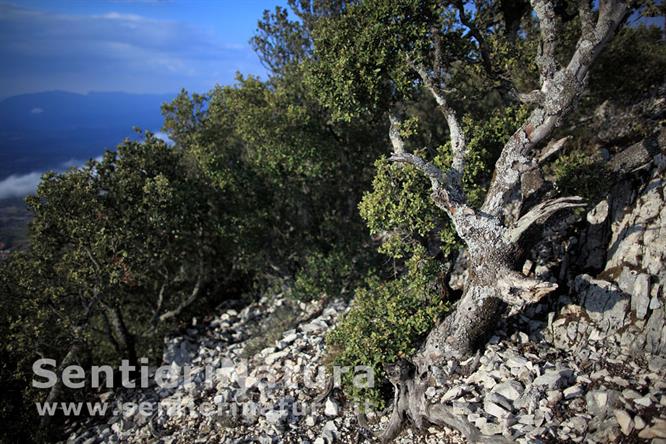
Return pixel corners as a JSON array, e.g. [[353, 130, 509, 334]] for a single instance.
[[63, 290, 666, 444]]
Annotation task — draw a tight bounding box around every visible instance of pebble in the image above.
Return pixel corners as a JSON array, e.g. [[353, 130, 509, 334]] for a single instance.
[[634, 395, 652, 407], [324, 399, 339, 417], [613, 409, 633, 435], [492, 380, 523, 401], [563, 385, 584, 399], [484, 401, 511, 419]]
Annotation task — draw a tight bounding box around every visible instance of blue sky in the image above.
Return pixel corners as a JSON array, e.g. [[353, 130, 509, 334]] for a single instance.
[[0, 0, 287, 97]]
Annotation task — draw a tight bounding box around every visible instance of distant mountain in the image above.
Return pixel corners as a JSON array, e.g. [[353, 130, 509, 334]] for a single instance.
[[0, 91, 175, 180]]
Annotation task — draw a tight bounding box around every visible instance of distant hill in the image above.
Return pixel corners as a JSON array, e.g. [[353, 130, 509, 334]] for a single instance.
[[0, 90, 175, 180]]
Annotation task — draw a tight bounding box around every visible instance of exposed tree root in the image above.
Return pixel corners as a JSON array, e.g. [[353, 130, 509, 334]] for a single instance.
[[378, 360, 511, 444]]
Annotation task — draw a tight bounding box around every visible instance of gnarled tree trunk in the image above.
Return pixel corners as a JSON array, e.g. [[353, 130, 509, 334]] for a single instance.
[[379, 0, 629, 441]]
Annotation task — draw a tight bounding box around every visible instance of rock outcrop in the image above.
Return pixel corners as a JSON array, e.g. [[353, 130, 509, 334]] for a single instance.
[[548, 151, 666, 359]]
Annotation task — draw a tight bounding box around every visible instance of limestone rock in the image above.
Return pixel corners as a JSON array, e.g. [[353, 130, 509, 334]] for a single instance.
[[613, 409, 633, 435], [324, 399, 339, 417]]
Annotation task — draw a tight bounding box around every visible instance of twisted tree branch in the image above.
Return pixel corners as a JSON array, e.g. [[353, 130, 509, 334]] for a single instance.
[[481, 0, 628, 219], [505, 196, 586, 243], [532, 0, 559, 82], [412, 64, 467, 188]]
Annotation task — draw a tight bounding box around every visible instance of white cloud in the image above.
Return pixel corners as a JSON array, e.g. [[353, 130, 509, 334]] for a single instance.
[[0, 171, 42, 199], [0, 157, 105, 199], [60, 158, 82, 168], [99, 12, 144, 21], [30, 107, 43, 114]]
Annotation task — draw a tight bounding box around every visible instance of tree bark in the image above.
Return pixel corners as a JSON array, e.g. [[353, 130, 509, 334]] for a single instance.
[[103, 305, 137, 367], [38, 341, 87, 431], [379, 0, 629, 441]]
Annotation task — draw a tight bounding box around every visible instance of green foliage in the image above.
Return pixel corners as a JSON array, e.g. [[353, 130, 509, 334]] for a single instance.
[[360, 106, 527, 260], [326, 251, 449, 407], [0, 135, 251, 441], [359, 155, 454, 259], [548, 150, 610, 199], [307, 0, 442, 121], [0, 251, 76, 442], [291, 250, 356, 302], [589, 25, 666, 105], [166, 70, 385, 288], [24, 135, 241, 338], [4, 2, 664, 440], [346, 103, 528, 407], [456, 106, 530, 207], [251, 5, 311, 74]]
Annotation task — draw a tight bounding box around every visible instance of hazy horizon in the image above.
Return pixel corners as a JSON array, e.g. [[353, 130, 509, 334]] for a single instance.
[[0, 0, 286, 199]]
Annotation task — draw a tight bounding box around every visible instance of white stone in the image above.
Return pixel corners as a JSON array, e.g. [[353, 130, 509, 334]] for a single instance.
[[634, 396, 652, 407], [632, 273, 651, 319], [650, 294, 662, 310], [265, 409, 288, 426], [324, 398, 339, 417], [533, 369, 571, 389], [587, 198, 609, 224], [614, 409, 633, 435], [563, 385, 584, 399], [486, 392, 513, 411], [576, 274, 629, 336], [492, 380, 523, 401], [479, 422, 504, 435], [634, 415, 646, 430], [507, 356, 529, 368], [622, 389, 641, 399], [522, 260, 534, 276], [441, 386, 463, 402], [637, 418, 666, 439], [265, 350, 288, 366], [484, 401, 510, 419], [322, 420, 338, 442]]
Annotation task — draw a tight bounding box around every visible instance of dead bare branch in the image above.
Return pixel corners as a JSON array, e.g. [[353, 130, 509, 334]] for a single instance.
[[505, 196, 586, 243], [158, 274, 203, 323], [531, 0, 559, 82], [412, 64, 467, 186], [538, 136, 570, 163], [388, 114, 405, 154]]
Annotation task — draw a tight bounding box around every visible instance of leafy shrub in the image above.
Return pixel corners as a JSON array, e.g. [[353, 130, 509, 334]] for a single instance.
[[456, 106, 529, 207], [359, 154, 454, 259], [291, 250, 355, 302], [548, 150, 610, 199], [326, 251, 449, 407], [360, 106, 527, 261]]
